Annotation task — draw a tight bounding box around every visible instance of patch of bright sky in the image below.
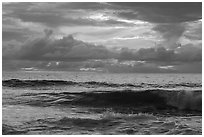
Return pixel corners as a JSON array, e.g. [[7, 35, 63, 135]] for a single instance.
[[158, 65, 175, 70], [57, 21, 158, 49], [88, 13, 110, 21], [54, 10, 159, 49]]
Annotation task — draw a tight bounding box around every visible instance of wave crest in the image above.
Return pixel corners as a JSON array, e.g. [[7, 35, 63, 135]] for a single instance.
[[18, 89, 202, 113], [3, 79, 201, 88]]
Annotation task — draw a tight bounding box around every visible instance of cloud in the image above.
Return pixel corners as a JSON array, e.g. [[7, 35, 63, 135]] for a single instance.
[[58, 2, 112, 10], [44, 29, 53, 37], [3, 3, 133, 27], [153, 23, 185, 49], [2, 16, 47, 43], [111, 2, 201, 23], [2, 30, 28, 42], [175, 44, 202, 62], [137, 47, 175, 61], [118, 45, 201, 62], [3, 29, 201, 64], [3, 2, 201, 50], [110, 2, 201, 49], [3, 29, 116, 61], [152, 20, 201, 50], [118, 47, 174, 61], [2, 3, 202, 73], [183, 20, 202, 40]]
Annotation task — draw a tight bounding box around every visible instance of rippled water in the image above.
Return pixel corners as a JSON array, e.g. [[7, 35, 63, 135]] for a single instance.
[[2, 71, 202, 135]]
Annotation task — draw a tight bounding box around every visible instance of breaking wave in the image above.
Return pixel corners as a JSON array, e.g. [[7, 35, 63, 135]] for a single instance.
[[3, 79, 202, 114], [17, 89, 202, 113]]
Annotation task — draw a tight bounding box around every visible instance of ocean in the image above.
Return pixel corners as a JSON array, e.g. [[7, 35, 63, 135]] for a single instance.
[[2, 71, 202, 135]]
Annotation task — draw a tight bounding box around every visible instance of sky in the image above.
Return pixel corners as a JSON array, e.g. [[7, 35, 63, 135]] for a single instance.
[[2, 2, 202, 73]]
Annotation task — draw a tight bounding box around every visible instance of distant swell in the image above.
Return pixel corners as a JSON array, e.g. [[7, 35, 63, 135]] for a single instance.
[[2, 79, 201, 88], [19, 89, 202, 113]]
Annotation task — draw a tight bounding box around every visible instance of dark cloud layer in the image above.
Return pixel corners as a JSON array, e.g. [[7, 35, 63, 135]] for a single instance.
[[3, 2, 201, 26], [3, 29, 201, 63], [3, 30, 116, 61], [111, 2, 202, 23], [119, 45, 201, 62], [2, 31, 28, 42], [58, 2, 112, 10]]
